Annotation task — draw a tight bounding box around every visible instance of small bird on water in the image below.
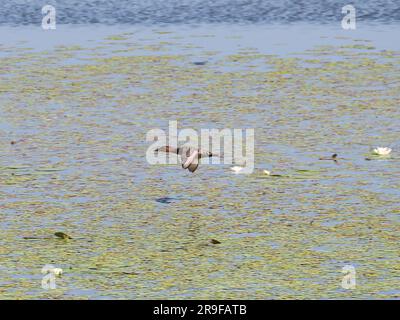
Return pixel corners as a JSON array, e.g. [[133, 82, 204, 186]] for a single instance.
[[155, 146, 218, 173], [319, 153, 338, 163]]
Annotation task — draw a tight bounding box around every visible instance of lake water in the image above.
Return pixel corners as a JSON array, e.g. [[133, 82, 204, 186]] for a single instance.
[[1, 0, 400, 25], [0, 3, 399, 300]]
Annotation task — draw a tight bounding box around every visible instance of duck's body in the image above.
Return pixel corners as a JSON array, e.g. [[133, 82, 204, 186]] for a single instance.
[[155, 146, 216, 172]]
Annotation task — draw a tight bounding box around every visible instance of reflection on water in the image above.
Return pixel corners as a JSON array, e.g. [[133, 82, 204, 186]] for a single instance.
[[0, 24, 399, 299]]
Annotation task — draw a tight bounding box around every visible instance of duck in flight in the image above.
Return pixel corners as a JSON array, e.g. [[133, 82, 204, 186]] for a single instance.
[[155, 146, 218, 173]]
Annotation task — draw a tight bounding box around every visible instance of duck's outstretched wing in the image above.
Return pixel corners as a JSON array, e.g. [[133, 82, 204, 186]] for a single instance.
[[187, 161, 199, 172], [182, 149, 199, 169]]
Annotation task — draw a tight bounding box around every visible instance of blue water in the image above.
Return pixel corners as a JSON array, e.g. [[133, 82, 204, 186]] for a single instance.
[[1, 0, 400, 26]]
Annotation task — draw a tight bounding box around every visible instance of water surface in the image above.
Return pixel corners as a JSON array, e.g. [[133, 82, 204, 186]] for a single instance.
[[0, 23, 399, 299]]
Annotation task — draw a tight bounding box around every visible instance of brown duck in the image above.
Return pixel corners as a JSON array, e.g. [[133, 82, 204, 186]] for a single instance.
[[155, 146, 218, 173]]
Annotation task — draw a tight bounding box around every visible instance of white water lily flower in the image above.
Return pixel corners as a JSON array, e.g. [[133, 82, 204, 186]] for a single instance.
[[373, 147, 392, 156], [52, 268, 63, 276], [230, 166, 244, 173], [263, 170, 271, 175]]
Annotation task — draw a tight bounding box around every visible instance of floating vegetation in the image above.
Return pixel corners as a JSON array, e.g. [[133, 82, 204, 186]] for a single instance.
[[341, 44, 376, 50], [0, 29, 399, 300], [104, 35, 130, 41]]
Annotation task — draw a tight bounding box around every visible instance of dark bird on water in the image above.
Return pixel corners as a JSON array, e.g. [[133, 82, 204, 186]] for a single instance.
[[155, 146, 218, 173], [319, 153, 338, 163]]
